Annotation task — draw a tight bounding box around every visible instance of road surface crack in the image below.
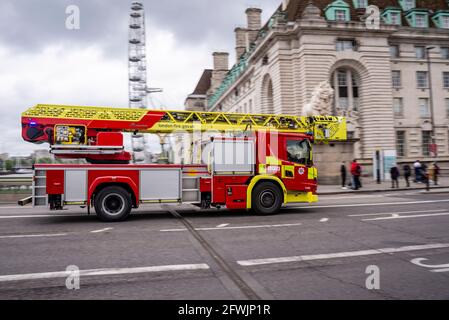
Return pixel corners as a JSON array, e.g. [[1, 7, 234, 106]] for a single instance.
[[165, 206, 261, 300]]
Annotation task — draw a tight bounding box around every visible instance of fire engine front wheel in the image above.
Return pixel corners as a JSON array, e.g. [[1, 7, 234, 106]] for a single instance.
[[251, 182, 282, 215], [94, 186, 132, 222]]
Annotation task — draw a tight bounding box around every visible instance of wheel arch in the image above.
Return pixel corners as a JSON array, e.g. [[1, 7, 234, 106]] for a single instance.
[[89, 179, 138, 207], [246, 175, 287, 209]]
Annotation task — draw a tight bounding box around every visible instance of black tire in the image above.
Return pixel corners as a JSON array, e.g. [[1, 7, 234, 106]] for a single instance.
[[251, 181, 282, 215], [94, 186, 132, 222]]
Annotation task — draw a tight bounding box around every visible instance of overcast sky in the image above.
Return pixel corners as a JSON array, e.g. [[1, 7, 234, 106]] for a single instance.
[[0, 0, 279, 156]]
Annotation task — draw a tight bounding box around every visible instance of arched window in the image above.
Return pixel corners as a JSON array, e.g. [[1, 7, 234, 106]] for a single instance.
[[331, 68, 360, 112], [262, 75, 274, 113]]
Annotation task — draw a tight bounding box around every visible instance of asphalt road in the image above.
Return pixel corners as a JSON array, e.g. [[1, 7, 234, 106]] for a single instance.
[[0, 190, 448, 300]]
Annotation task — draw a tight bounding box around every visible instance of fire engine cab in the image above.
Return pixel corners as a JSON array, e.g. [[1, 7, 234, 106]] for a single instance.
[[20, 104, 346, 221]]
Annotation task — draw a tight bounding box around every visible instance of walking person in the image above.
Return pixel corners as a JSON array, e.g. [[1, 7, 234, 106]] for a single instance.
[[421, 162, 428, 184], [340, 161, 347, 190], [357, 163, 363, 189], [350, 159, 361, 190], [432, 162, 440, 185], [428, 164, 435, 185], [423, 164, 430, 191], [413, 160, 422, 183], [403, 164, 411, 187], [390, 165, 400, 189]]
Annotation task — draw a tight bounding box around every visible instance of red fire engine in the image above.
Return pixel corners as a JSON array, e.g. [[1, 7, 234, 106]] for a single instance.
[[20, 104, 346, 221]]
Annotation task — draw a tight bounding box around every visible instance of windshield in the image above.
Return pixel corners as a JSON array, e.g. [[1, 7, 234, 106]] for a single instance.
[[286, 139, 311, 166]]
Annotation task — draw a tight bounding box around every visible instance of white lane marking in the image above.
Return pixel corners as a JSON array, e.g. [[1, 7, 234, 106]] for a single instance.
[[320, 218, 329, 222], [410, 258, 449, 269], [160, 222, 302, 232], [90, 227, 113, 233], [237, 243, 449, 266], [0, 214, 85, 219], [322, 195, 384, 200], [349, 209, 447, 217], [0, 206, 32, 210], [432, 268, 449, 273], [411, 258, 449, 273], [363, 212, 449, 221], [216, 223, 229, 228], [0, 233, 68, 239], [0, 263, 210, 282], [288, 199, 449, 210]]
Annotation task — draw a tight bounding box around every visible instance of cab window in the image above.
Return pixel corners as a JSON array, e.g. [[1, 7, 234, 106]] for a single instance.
[[286, 139, 311, 166]]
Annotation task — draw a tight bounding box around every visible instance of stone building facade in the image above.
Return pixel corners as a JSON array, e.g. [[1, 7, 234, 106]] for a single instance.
[[185, 0, 449, 181]]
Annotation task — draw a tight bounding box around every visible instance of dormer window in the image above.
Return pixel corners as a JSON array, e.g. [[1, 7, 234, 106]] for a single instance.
[[353, 0, 368, 9], [335, 9, 347, 21], [415, 14, 428, 27], [443, 16, 449, 28], [325, 0, 350, 22], [405, 9, 429, 28], [382, 8, 402, 25], [391, 12, 401, 25], [400, 0, 415, 11], [432, 11, 449, 29]]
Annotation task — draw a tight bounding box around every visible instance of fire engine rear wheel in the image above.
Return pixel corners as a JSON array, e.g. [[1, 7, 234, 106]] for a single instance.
[[94, 186, 132, 222], [251, 182, 282, 215]]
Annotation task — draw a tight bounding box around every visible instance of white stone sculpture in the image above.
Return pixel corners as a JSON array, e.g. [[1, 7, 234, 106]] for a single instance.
[[301, 81, 334, 116]]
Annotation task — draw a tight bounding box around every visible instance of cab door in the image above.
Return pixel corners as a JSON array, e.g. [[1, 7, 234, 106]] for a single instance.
[[279, 136, 316, 193]]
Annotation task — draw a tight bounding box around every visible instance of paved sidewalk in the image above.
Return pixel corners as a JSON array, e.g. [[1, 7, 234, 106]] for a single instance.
[[318, 176, 449, 195]]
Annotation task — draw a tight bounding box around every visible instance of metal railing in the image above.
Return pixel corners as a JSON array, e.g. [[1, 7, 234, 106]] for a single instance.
[[0, 175, 32, 186]]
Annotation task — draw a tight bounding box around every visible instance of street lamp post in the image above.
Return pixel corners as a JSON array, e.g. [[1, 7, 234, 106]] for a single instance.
[[426, 46, 436, 158]]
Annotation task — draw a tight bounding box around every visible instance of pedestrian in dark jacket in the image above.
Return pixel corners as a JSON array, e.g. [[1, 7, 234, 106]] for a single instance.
[[390, 165, 400, 189], [340, 161, 347, 189], [413, 160, 421, 182], [403, 164, 411, 187], [421, 163, 428, 184]]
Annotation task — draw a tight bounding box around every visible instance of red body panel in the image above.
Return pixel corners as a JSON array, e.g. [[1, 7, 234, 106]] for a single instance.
[[225, 185, 248, 210], [46, 170, 64, 194], [97, 132, 123, 146], [212, 176, 250, 204], [199, 177, 211, 193], [280, 166, 316, 193]]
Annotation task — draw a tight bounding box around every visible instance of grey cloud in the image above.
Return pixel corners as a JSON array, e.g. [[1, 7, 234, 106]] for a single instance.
[[0, 0, 129, 57], [0, 0, 278, 57]]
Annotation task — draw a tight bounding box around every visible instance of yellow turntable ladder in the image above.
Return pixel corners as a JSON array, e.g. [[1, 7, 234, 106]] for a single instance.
[[22, 104, 347, 142]]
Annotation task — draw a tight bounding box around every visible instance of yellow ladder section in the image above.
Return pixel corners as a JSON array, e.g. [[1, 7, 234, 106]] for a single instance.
[[22, 104, 347, 141]]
